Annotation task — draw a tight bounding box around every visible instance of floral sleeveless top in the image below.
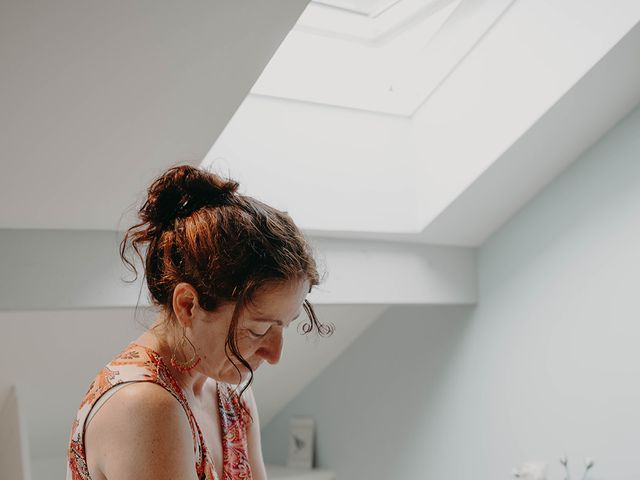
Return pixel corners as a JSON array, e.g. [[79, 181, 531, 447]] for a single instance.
[[67, 342, 253, 480]]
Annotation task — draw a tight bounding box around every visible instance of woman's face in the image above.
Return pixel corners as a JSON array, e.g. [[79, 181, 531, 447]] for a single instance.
[[181, 278, 310, 385]]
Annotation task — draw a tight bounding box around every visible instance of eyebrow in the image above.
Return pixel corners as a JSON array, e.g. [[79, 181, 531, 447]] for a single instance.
[[253, 311, 302, 326]]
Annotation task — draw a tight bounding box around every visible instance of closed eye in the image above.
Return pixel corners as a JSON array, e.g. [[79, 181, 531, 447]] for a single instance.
[[249, 329, 269, 338]]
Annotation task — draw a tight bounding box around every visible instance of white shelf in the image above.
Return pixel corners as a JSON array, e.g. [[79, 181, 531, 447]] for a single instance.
[[265, 464, 336, 480]]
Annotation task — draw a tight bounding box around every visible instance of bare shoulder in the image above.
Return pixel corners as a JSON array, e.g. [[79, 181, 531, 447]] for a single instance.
[[85, 381, 198, 480]]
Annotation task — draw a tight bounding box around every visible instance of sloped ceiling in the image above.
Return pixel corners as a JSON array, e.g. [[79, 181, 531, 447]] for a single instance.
[[420, 19, 640, 246], [0, 0, 309, 231], [2, 0, 638, 249]]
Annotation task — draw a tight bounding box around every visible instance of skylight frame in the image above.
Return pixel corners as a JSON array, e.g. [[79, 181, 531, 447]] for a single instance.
[[311, 0, 403, 18], [250, 0, 516, 116]]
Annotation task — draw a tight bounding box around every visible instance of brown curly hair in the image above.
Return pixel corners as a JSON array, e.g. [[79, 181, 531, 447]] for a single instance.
[[119, 164, 333, 406]]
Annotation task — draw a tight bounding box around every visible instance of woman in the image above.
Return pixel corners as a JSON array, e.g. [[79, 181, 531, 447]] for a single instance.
[[67, 165, 332, 480]]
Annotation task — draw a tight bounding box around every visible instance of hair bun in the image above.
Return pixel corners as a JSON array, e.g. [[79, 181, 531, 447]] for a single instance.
[[141, 165, 239, 229]]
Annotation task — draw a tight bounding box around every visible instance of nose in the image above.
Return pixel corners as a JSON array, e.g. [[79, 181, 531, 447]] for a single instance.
[[258, 328, 283, 365]]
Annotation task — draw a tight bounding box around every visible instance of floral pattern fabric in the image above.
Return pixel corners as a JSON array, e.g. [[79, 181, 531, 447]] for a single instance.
[[67, 342, 253, 480]]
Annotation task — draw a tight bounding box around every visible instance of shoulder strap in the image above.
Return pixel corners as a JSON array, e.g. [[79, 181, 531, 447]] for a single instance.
[[217, 383, 253, 477], [68, 343, 206, 479]]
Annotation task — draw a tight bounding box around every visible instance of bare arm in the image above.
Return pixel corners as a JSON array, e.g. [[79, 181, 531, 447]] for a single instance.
[[84, 382, 199, 480], [243, 385, 268, 480]]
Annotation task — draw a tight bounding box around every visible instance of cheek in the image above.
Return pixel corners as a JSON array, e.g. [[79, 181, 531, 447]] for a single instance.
[[239, 335, 261, 355], [197, 330, 230, 362], [230, 330, 258, 354]]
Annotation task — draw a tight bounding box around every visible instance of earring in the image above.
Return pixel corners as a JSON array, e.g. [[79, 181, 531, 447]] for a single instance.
[[170, 328, 201, 372]]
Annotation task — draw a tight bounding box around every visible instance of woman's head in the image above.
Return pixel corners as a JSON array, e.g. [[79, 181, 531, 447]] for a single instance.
[[119, 164, 332, 390]]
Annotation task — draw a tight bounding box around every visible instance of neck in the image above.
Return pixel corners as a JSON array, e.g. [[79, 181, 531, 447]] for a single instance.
[[136, 315, 210, 399]]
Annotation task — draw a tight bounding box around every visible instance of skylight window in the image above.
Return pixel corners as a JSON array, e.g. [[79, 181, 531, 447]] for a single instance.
[[250, 0, 514, 116], [297, 0, 453, 41]]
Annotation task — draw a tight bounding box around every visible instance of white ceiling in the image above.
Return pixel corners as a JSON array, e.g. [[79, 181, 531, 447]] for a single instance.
[[0, 0, 309, 231]]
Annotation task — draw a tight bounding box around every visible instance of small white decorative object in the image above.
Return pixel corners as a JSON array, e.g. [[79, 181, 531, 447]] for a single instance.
[[511, 461, 548, 480], [287, 416, 315, 469], [512, 455, 595, 480]]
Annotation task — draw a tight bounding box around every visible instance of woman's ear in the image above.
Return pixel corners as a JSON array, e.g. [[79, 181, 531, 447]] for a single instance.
[[172, 282, 200, 328]]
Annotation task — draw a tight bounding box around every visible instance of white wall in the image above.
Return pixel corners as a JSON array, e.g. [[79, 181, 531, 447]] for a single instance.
[[0, 230, 146, 310], [0, 308, 150, 478], [0, 387, 32, 480], [30, 456, 64, 480], [261, 103, 640, 478], [261, 304, 474, 477]]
